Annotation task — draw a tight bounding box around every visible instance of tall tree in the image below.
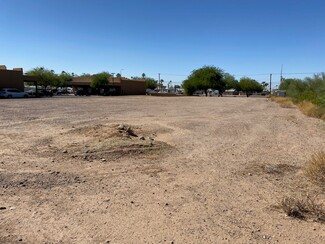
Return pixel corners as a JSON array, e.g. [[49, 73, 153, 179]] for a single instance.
[[239, 77, 263, 95], [182, 66, 225, 96], [224, 73, 239, 90], [90, 72, 111, 88], [26, 67, 60, 88], [58, 71, 73, 87], [145, 77, 158, 90]]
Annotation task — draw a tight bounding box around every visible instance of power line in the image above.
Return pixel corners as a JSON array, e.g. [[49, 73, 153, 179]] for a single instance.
[[152, 71, 325, 78]]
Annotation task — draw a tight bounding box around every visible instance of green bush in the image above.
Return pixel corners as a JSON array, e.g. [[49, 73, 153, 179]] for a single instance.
[[280, 73, 325, 120]]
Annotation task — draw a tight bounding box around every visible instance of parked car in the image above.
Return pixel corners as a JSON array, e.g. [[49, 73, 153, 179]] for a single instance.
[[26, 88, 53, 97], [39, 89, 53, 97], [74, 89, 88, 96], [0, 88, 29, 98], [56, 87, 74, 94]]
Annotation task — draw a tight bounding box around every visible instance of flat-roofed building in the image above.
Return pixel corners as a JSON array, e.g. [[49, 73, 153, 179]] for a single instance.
[[0, 65, 38, 91], [68, 76, 146, 95]]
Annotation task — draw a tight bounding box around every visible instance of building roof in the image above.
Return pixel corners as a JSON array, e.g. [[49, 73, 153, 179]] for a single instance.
[[68, 76, 145, 86]]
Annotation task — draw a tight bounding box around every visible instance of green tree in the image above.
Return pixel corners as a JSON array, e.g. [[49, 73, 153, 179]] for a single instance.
[[145, 77, 157, 90], [58, 71, 73, 87], [90, 72, 111, 88], [116, 73, 121, 78], [182, 66, 225, 96], [142, 73, 146, 79], [224, 73, 239, 90], [26, 67, 60, 88], [239, 77, 263, 94]]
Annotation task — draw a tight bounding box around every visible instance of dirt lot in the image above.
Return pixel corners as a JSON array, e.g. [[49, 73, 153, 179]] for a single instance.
[[0, 96, 324, 243]]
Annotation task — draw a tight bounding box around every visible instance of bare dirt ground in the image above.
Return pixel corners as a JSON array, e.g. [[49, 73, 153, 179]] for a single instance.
[[0, 96, 324, 243]]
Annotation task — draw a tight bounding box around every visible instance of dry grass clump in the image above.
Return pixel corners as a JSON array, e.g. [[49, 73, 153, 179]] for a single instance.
[[270, 96, 294, 108], [298, 101, 325, 120], [305, 152, 325, 186], [281, 195, 325, 222], [298, 101, 317, 116]]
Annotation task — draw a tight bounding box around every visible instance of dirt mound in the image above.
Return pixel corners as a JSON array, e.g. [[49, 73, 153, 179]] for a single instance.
[[34, 124, 172, 161]]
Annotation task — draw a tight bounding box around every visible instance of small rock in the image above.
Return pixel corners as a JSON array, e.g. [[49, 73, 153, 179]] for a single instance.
[[18, 238, 22, 242], [9, 207, 16, 210], [51, 160, 55, 163], [131, 201, 134, 204], [62, 150, 68, 153], [248, 173, 252, 176], [0, 207, 6, 210], [118, 124, 125, 130], [139, 136, 145, 140], [102, 158, 106, 162], [148, 137, 154, 141]]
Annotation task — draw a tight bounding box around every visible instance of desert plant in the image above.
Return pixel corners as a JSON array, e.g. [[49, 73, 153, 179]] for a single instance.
[[281, 195, 325, 222], [270, 96, 294, 108], [305, 152, 325, 185], [297, 101, 325, 120]]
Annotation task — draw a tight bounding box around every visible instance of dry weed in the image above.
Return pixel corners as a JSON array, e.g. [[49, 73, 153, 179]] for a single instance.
[[281, 195, 325, 222], [270, 96, 294, 108], [305, 152, 325, 186], [298, 101, 325, 120], [298, 101, 318, 117]]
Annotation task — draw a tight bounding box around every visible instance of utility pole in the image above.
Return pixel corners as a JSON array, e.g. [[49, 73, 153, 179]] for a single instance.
[[269, 73, 272, 93], [158, 73, 161, 90], [280, 64, 283, 84]]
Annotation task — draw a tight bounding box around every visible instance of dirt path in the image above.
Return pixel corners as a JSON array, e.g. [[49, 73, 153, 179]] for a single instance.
[[0, 96, 324, 243]]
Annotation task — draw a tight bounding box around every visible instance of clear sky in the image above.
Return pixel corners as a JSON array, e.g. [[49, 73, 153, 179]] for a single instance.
[[1, 0, 325, 86]]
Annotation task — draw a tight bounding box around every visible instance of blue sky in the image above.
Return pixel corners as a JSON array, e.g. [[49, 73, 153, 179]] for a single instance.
[[1, 0, 325, 86]]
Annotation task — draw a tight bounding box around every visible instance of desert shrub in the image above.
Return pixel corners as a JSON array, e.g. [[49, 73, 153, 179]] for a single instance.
[[281, 195, 325, 222], [270, 96, 294, 108], [282, 74, 325, 106], [305, 152, 325, 185], [276, 74, 325, 119]]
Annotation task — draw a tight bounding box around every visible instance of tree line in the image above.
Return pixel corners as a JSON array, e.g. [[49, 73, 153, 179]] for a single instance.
[[182, 66, 264, 96], [25, 67, 159, 90], [26, 66, 267, 95]]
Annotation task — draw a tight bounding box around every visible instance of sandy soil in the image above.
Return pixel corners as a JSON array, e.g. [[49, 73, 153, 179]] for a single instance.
[[0, 96, 324, 243]]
